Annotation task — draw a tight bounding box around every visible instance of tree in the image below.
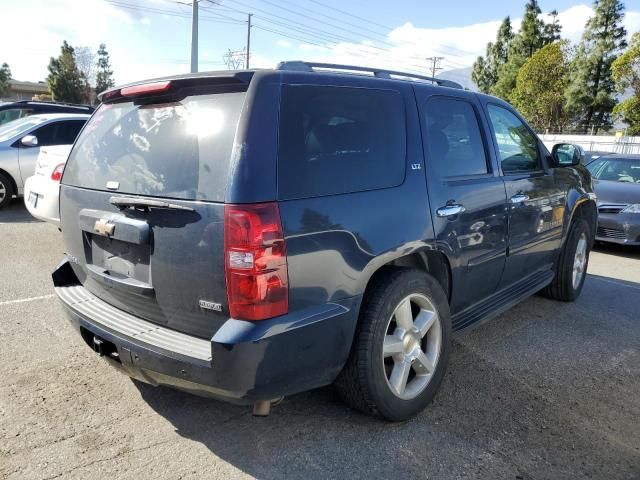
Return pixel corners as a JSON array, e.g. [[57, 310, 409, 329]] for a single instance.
[[565, 0, 627, 133], [519, 0, 545, 58], [0, 62, 11, 98], [473, 2, 562, 100], [95, 44, 115, 99], [612, 32, 640, 134], [472, 17, 513, 94], [47, 41, 85, 103], [512, 42, 570, 132]]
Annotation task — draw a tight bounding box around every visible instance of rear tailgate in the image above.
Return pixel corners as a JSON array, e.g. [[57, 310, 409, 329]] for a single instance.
[[60, 81, 247, 339]]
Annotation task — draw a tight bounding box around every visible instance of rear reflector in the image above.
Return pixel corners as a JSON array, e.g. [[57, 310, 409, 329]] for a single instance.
[[50, 163, 65, 182], [224, 203, 289, 321], [121, 81, 172, 97]]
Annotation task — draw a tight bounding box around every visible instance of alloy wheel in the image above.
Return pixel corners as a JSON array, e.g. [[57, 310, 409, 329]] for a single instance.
[[572, 233, 588, 289], [382, 293, 442, 400]]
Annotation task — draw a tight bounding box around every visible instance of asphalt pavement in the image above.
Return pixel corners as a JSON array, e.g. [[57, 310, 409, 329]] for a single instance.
[[1, 201, 639, 480]]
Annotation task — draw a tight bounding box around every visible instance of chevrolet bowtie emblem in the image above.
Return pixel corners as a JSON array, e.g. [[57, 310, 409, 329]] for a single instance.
[[94, 219, 115, 236]]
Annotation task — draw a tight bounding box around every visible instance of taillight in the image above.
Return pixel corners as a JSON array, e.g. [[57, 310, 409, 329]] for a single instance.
[[50, 163, 65, 182], [224, 202, 288, 321]]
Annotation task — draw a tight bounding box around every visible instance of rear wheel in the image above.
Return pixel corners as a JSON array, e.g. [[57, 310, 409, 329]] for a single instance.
[[335, 268, 451, 421], [0, 172, 15, 210], [542, 218, 591, 301]]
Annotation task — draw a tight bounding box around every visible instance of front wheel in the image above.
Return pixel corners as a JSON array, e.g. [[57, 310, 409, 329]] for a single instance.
[[542, 218, 591, 301], [335, 269, 451, 421]]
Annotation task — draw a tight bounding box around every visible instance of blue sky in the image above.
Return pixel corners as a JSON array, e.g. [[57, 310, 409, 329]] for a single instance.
[[1, 0, 639, 85]]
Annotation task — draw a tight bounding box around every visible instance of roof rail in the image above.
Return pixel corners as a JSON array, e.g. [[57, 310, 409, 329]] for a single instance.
[[12, 100, 93, 109], [277, 61, 463, 89]]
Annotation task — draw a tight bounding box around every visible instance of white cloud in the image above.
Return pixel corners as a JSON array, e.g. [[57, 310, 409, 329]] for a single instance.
[[262, 4, 639, 76], [276, 39, 292, 48]]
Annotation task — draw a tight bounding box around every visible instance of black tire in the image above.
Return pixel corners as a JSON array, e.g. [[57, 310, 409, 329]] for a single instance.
[[541, 218, 591, 302], [0, 172, 14, 210], [335, 268, 452, 421]]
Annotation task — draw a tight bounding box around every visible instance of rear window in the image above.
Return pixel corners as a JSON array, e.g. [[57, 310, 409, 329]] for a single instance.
[[277, 85, 406, 199], [63, 92, 245, 202]]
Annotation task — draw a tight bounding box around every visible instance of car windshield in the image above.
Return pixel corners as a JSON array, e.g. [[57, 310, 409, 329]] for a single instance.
[[0, 116, 46, 142], [588, 158, 640, 183]]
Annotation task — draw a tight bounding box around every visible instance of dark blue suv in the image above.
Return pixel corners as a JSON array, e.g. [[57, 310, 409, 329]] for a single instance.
[[52, 62, 597, 421]]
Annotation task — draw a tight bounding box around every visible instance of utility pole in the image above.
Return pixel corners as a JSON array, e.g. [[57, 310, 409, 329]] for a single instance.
[[426, 56, 444, 83], [190, 0, 199, 73], [246, 13, 253, 69]]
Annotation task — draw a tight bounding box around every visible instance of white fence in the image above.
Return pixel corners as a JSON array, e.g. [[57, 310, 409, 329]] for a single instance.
[[539, 134, 640, 155]]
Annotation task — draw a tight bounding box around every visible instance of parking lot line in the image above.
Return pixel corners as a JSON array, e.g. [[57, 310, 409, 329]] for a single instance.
[[0, 294, 55, 306]]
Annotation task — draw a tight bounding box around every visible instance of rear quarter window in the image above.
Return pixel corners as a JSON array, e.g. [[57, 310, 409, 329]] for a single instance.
[[277, 85, 406, 199]]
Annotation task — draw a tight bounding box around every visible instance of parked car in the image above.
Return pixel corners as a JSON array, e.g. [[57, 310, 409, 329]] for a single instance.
[[52, 62, 597, 421], [0, 113, 89, 209], [583, 150, 611, 165], [586, 154, 640, 245], [23, 145, 72, 224], [0, 101, 94, 126]]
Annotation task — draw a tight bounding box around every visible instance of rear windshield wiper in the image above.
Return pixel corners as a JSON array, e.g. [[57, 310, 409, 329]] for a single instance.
[[109, 196, 194, 212]]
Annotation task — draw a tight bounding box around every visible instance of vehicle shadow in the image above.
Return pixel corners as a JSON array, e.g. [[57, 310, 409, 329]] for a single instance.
[[134, 286, 640, 480], [593, 241, 640, 260], [0, 200, 42, 224]]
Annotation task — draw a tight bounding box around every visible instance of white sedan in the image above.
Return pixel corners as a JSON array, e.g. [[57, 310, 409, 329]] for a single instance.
[[0, 113, 89, 209], [24, 145, 73, 225]]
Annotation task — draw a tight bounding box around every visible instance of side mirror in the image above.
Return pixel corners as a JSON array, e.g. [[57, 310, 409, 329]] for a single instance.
[[552, 143, 584, 167], [21, 135, 39, 147]]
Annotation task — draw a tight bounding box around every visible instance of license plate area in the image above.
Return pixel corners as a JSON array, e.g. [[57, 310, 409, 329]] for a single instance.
[[28, 192, 40, 208], [83, 234, 151, 287]]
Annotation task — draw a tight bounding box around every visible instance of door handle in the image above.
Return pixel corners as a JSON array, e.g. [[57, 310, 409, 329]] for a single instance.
[[510, 193, 530, 204], [436, 204, 466, 217]]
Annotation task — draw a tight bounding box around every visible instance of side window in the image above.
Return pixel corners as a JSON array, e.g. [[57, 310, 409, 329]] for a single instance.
[[31, 120, 84, 146], [487, 105, 540, 173], [31, 122, 60, 146], [57, 120, 85, 144], [424, 97, 488, 177], [278, 85, 406, 199]]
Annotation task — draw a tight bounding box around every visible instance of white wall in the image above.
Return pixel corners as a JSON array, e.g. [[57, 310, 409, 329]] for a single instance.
[[540, 134, 640, 155]]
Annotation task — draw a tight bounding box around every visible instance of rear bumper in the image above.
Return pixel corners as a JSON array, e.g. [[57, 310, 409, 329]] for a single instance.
[[53, 260, 360, 403], [596, 213, 640, 246], [23, 175, 60, 225]]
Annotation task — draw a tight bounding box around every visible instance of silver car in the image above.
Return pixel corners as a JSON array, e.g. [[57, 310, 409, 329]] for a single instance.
[[0, 113, 89, 209]]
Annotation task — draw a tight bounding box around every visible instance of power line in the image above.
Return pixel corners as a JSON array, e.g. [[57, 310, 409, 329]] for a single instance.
[[220, 0, 470, 68], [105, 0, 245, 24]]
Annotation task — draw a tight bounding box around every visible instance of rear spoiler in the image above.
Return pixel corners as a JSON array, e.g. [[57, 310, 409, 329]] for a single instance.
[[98, 71, 254, 103]]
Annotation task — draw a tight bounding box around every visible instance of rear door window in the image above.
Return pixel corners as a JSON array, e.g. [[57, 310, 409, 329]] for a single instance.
[[277, 85, 406, 199], [63, 92, 245, 202], [33, 120, 86, 146], [423, 97, 488, 177]]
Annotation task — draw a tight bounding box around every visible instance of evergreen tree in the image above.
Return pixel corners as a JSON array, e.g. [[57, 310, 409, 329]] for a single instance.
[[47, 41, 85, 103], [543, 10, 562, 44], [95, 44, 115, 100], [612, 32, 640, 134], [472, 17, 513, 94], [0, 62, 11, 98], [565, 0, 627, 133], [473, 2, 562, 101], [519, 0, 545, 58], [512, 42, 569, 132]]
